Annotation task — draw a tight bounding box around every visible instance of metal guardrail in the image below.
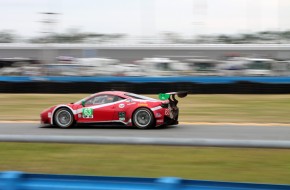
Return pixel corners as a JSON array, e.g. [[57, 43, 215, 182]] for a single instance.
[[1, 135, 290, 149], [0, 171, 289, 190]]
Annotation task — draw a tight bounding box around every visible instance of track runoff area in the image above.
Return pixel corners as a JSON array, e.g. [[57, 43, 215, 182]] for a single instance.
[[0, 122, 290, 148]]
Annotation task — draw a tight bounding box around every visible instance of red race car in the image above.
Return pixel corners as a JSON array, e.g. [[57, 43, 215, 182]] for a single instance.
[[40, 91, 187, 129]]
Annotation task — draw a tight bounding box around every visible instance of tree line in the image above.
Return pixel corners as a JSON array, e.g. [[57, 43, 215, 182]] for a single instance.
[[1, 29, 290, 44]]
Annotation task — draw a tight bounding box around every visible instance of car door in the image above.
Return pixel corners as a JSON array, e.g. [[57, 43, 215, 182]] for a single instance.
[[78, 94, 118, 123]]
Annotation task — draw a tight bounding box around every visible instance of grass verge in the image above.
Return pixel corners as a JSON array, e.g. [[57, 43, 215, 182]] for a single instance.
[[0, 142, 289, 184]]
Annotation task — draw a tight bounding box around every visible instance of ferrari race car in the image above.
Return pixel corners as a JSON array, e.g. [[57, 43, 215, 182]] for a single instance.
[[40, 91, 187, 129]]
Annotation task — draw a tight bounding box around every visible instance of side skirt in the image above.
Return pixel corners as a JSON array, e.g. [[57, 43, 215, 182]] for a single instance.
[[76, 120, 129, 126]]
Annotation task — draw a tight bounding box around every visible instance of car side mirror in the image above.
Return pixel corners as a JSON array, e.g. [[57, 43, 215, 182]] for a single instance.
[[81, 100, 85, 107]]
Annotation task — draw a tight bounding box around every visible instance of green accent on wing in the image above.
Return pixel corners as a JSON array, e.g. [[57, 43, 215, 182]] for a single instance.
[[158, 93, 170, 100]]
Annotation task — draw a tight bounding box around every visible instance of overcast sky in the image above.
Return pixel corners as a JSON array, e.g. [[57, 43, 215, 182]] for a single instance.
[[1, 0, 290, 37]]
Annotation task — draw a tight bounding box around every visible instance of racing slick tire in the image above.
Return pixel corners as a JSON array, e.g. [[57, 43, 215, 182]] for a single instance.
[[53, 108, 74, 128], [132, 108, 155, 129]]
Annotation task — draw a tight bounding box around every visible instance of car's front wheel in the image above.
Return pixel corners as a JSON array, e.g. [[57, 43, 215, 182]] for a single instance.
[[53, 108, 74, 128], [132, 108, 155, 129]]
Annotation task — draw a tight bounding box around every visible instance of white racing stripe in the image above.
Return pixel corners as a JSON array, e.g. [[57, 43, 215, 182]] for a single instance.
[[132, 99, 159, 102], [51, 100, 127, 124], [151, 106, 162, 111], [76, 99, 127, 114], [51, 99, 161, 124]]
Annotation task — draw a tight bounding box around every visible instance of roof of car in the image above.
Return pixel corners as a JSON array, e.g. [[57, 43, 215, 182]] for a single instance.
[[87, 91, 159, 102], [99, 91, 126, 95]]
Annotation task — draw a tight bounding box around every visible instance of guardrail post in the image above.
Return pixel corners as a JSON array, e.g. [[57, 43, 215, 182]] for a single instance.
[[0, 171, 23, 190], [155, 177, 183, 190]]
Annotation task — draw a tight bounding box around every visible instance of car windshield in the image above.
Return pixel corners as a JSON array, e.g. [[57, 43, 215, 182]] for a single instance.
[[125, 93, 157, 101]]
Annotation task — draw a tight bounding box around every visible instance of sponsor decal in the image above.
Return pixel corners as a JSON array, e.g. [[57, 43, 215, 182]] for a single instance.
[[119, 104, 125, 108], [165, 109, 170, 115], [82, 108, 93, 118], [78, 114, 82, 118], [138, 103, 148, 106], [156, 119, 163, 123], [119, 112, 126, 121], [48, 112, 52, 118]]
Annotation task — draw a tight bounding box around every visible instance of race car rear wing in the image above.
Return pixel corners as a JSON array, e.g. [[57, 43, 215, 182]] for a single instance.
[[158, 91, 188, 100], [158, 91, 188, 106]]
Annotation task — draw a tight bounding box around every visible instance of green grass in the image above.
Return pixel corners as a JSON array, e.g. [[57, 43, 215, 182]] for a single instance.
[[0, 142, 290, 184], [1, 94, 290, 123]]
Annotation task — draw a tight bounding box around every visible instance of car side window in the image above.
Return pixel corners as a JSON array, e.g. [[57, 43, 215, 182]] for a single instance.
[[113, 96, 124, 102], [85, 95, 123, 105]]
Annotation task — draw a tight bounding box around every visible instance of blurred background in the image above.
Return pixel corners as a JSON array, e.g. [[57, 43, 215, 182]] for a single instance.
[[1, 0, 290, 77], [1, 1, 290, 185]]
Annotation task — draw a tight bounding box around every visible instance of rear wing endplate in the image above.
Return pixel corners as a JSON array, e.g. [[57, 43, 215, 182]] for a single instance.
[[158, 91, 188, 100]]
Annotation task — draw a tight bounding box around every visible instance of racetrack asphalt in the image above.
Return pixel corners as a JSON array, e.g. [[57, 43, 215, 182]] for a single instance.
[[1, 122, 290, 141]]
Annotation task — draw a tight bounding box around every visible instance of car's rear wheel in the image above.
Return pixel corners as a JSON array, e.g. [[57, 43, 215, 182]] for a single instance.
[[132, 108, 155, 129], [53, 108, 74, 128]]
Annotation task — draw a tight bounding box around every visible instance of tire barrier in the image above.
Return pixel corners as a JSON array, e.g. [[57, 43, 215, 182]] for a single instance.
[[0, 171, 289, 190], [2, 76, 290, 94], [2, 81, 290, 94]]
